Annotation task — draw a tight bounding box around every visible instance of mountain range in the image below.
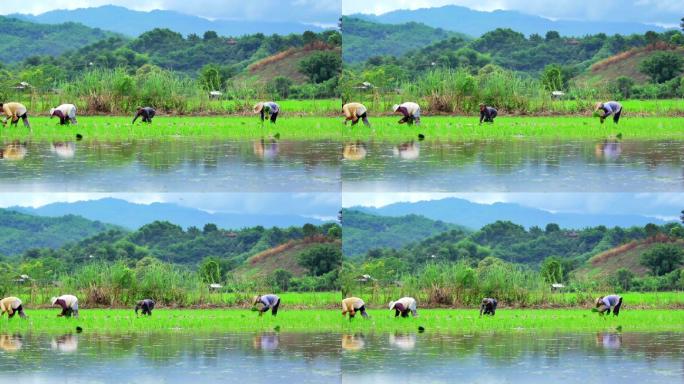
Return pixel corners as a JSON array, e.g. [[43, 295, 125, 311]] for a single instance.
[[10, 5, 325, 37], [351, 5, 667, 37], [351, 198, 669, 230], [11, 198, 326, 230]]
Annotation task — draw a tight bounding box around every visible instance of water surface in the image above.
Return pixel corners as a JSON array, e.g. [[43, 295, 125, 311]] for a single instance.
[[342, 139, 684, 191], [0, 139, 341, 192]]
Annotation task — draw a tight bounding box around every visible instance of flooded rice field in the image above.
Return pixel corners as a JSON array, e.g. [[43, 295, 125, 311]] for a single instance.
[[0, 139, 341, 192], [0, 332, 681, 383], [342, 139, 684, 192]]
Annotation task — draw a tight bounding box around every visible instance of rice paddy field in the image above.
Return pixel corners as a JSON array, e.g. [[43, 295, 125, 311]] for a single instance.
[[344, 116, 684, 141], [0, 308, 681, 334]]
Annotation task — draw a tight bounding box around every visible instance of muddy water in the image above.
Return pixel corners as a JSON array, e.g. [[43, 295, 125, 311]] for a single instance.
[[0, 139, 341, 192], [342, 139, 684, 191], [0, 332, 681, 383]]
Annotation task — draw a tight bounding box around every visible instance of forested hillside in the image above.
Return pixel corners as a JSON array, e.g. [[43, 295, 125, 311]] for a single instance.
[[342, 209, 463, 257], [342, 17, 463, 63], [0, 209, 118, 256], [0, 16, 116, 63]]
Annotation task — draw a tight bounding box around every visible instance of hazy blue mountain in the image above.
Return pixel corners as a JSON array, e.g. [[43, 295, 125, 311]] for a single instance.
[[342, 209, 465, 257], [11, 5, 325, 37], [0, 15, 118, 63], [352, 198, 668, 230], [351, 5, 666, 37], [11, 198, 326, 230], [0, 208, 118, 256]]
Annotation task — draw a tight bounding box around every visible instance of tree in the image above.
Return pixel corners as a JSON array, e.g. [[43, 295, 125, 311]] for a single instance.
[[611, 76, 635, 98], [298, 51, 342, 83], [639, 52, 684, 83], [200, 64, 222, 91], [199, 257, 221, 283], [298, 244, 342, 276], [268, 76, 293, 99], [541, 64, 563, 91], [545, 223, 560, 233], [203, 223, 218, 234], [302, 223, 319, 238], [540, 256, 563, 283], [203, 31, 218, 40], [611, 268, 634, 291], [545, 31, 560, 41], [644, 223, 659, 238], [640, 244, 684, 276], [269, 269, 292, 291]]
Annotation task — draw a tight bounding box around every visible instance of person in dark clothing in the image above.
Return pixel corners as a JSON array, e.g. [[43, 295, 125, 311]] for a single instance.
[[596, 295, 623, 316], [132, 107, 156, 124], [479, 104, 497, 124], [135, 299, 156, 316], [480, 298, 498, 316], [253, 294, 280, 316], [595, 101, 623, 124]]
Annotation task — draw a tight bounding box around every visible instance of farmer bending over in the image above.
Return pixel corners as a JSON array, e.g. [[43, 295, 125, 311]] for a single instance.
[[343, 103, 370, 127], [132, 106, 156, 124], [595, 295, 623, 316], [480, 298, 498, 316], [479, 104, 497, 124], [51, 294, 79, 318], [50, 104, 78, 125], [0, 297, 27, 319], [389, 297, 418, 317], [392, 102, 421, 125], [135, 299, 156, 316], [595, 101, 623, 124], [1, 102, 31, 131], [254, 102, 280, 123], [253, 294, 280, 316], [342, 297, 369, 320]]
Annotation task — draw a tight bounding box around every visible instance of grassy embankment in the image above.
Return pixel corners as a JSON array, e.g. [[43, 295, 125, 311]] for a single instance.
[[1, 308, 681, 334]]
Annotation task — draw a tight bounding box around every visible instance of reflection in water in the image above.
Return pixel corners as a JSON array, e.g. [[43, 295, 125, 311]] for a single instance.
[[596, 332, 622, 349], [253, 333, 279, 350], [0, 332, 681, 383], [0, 139, 340, 192], [51, 333, 78, 353], [253, 138, 279, 160], [0, 141, 27, 160], [51, 142, 76, 159], [0, 334, 23, 352], [341, 334, 365, 351], [392, 141, 420, 160], [595, 139, 622, 161], [389, 333, 416, 350], [343, 141, 367, 161], [342, 332, 684, 383], [343, 139, 684, 192]]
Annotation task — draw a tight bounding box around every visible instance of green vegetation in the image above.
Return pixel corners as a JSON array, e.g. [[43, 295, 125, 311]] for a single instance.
[[342, 17, 463, 63], [0, 115, 344, 141], [0, 16, 116, 63], [342, 116, 684, 141], [1, 308, 682, 334], [0, 209, 117, 256], [343, 210, 462, 258], [342, 213, 684, 307]]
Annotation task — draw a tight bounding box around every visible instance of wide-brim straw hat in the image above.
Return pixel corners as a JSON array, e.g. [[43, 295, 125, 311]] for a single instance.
[[388, 301, 396, 309], [253, 103, 264, 113], [50, 297, 58, 305], [594, 102, 604, 111], [392, 104, 400, 112]]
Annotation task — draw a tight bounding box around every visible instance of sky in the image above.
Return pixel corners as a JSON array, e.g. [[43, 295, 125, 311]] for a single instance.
[[0, 193, 341, 220], [342, 193, 684, 221], [0, 0, 341, 25], [342, 0, 684, 27]]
